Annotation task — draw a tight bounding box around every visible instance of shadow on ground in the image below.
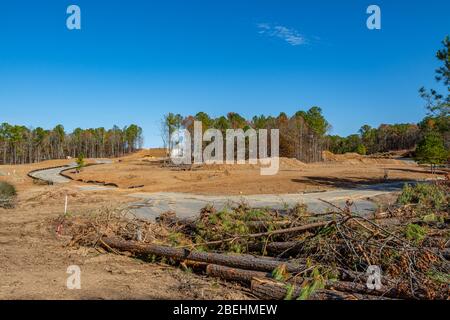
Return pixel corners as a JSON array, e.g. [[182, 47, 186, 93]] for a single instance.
[[387, 167, 445, 175], [292, 176, 413, 191]]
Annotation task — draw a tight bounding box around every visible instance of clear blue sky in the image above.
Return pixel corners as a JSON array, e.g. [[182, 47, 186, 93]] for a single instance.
[[0, 0, 449, 147]]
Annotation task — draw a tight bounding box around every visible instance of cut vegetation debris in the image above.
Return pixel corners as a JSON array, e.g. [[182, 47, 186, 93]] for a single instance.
[[60, 181, 450, 300], [397, 183, 448, 212]]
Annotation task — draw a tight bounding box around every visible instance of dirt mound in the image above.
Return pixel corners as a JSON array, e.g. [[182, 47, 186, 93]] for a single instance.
[[118, 149, 167, 162], [195, 163, 258, 171], [322, 151, 361, 162], [322, 151, 409, 165], [27, 187, 87, 203], [195, 157, 306, 171], [279, 157, 307, 169]]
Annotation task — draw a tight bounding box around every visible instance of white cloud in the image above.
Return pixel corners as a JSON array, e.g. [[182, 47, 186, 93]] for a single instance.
[[257, 23, 306, 46]]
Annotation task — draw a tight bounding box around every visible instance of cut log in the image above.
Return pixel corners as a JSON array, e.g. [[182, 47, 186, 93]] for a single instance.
[[101, 237, 305, 273], [326, 280, 425, 300], [206, 265, 399, 300], [250, 279, 351, 300], [206, 264, 270, 283], [309, 290, 356, 300], [251, 278, 405, 300], [250, 279, 302, 300]]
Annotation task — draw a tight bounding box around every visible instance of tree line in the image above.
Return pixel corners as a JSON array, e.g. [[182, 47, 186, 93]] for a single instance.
[[162, 106, 328, 163], [326, 123, 421, 155], [162, 105, 430, 163], [0, 124, 143, 165]]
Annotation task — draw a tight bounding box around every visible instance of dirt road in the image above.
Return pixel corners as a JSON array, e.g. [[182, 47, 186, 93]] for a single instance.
[[29, 160, 115, 186], [127, 181, 409, 221], [29, 164, 77, 183], [29, 164, 412, 221]]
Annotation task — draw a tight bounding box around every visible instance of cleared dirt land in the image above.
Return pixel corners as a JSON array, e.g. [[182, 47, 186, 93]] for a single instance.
[[0, 183, 249, 299], [0, 149, 442, 299], [65, 149, 436, 195]]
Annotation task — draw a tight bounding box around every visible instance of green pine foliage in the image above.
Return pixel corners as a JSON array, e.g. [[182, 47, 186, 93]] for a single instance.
[[414, 132, 448, 168]]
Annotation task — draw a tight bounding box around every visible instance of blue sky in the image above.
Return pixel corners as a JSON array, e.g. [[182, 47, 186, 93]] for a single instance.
[[0, 0, 449, 147]]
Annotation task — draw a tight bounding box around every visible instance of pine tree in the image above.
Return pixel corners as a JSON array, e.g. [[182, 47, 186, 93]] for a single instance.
[[414, 132, 448, 173]]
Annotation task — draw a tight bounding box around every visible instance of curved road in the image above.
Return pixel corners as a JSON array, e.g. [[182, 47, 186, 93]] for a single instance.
[[29, 163, 414, 221], [29, 164, 77, 184], [29, 160, 113, 185]]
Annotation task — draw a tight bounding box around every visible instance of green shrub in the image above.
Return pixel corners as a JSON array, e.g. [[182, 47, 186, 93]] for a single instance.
[[405, 223, 427, 244], [75, 153, 86, 171], [397, 183, 447, 211], [356, 144, 367, 155], [0, 181, 17, 208]]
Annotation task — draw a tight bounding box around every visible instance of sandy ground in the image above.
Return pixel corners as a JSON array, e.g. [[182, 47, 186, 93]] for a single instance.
[[0, 149, 442, 299], [0, 185, 250, 299], [65, 151, 436, 195]]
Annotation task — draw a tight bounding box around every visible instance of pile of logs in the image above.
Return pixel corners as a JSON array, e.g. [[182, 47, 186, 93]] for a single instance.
[[95, 199, 449, 300], [63, 183, 449, 301]]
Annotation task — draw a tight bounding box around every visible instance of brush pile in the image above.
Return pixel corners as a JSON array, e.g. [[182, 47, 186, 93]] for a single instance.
[[61, 182, 449, 300]]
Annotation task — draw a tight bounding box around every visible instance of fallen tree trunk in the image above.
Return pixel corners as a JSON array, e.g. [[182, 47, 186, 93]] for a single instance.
[[251, 278, 405, 300], [101, 237, 305, 273], [338, 267, 399, 288], [206, 264, 270, 283], [250, 279, 302, 300], [206, 265, 398, 300], [208, 264, 399, 293], [250, 279, 353, 300], [326, 280, 426, 300]]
